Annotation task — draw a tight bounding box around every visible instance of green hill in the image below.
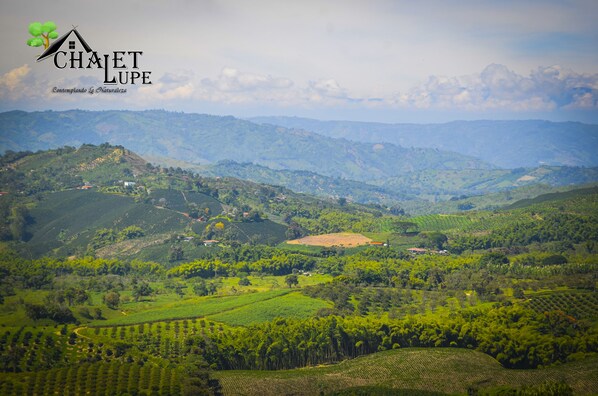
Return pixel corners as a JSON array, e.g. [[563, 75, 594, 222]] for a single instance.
[[147, 156, 598, 212], [215, 348, 598, 395], [25, 189, 190, 257], [374, 167, 598, 202], [0, 145, 396, 260], [0, 110, 492, 182], [507, 185, 598, 209], [197, 160, 414, 204]]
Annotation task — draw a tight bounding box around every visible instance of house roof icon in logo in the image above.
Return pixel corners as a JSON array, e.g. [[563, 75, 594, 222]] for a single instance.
[[36, 27, 92, 62]]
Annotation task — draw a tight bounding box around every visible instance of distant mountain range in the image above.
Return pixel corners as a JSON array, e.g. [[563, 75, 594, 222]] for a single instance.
[[2, 110, 598, 207], [0, 110, 491, 183], [249, 117, 598, 168], [197, 160, 598, 206]]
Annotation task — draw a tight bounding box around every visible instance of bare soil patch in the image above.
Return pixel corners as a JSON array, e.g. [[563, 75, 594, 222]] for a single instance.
[[287, 232, 373, 247]]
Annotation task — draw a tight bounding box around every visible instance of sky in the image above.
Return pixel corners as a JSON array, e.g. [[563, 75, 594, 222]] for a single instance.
[[0, 0, 597, 123]]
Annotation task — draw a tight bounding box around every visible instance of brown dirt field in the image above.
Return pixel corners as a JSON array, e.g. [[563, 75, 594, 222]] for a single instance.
[[287, 232, 373, 247]]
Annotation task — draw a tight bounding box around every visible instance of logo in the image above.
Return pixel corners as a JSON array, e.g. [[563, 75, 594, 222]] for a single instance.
[[26, 21, 58, 49], [26, 21, 152, 87]]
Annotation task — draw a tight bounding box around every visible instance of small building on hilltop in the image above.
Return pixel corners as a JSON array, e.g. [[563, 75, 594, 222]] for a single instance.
[[407, 247, 428, 255]]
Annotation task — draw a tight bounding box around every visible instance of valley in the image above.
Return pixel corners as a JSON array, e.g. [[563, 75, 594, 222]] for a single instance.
[[0, 132, 596, 395]]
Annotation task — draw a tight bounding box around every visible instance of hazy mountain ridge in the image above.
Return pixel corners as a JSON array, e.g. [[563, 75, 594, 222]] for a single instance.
[[194, 160, 598, 206], [249, 116, 598, 168], [0, 110, 492, 183], [199, 160, 413, 204]]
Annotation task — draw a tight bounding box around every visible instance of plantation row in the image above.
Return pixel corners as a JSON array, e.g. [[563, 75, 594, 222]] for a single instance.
[[526, 292, 598, 321], [411, 214, 474, 232], [0, 318, 226, 373], [0, 362, 183, 396]]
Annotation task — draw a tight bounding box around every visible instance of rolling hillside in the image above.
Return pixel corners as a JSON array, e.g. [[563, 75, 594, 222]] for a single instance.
[[215, 348, 598, 395], [0, 145, 394, 260], [0, 110, 491, 182], [250, 116, 598, 168], [150, 156, 598, 209]]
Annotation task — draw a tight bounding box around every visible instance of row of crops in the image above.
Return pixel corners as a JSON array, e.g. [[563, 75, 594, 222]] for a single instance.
[[0, 362, 181, 396], [410, 214, 475, 232], [526, 292, 598, 321], [0, 318, 221, 374]]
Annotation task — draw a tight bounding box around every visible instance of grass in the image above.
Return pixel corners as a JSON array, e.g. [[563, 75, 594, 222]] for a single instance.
[[231, 220, 288, 245], [411, 214, 475, 232], [277, 243, 325, 254], [0, 274, 334, 327], [24, 190, 189, 257], [219, 274, 333, 292], [215, 348, 598, 396], [207, 292, 332, 326], [149, 188, 223, 215], [96, 289, 291, 326]]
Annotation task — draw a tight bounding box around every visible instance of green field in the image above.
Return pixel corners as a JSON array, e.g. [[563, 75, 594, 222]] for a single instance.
[[149, 188, 223, 215], [24, 190, 190, 257], [215, 348, 598, 395], [97, 289, 292, 326], [410, 214, 475, 232], [207, 292, 331, 326]]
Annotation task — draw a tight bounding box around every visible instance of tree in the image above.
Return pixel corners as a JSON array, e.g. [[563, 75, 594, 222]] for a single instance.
[[421, 232, 448, 250], [92, 308, 103, 320], [480, 252, 509, 267], [103, 291, 121, 309], [285, 274, 299, 288], [27, 21, 58, 49], [170, 245, 184, 262], [193, 281, 209, 296], [238, 276, 251, 286], [512, 286, 525, 299], [207, 282, 218, 295], [132, 282, 154, 302], [391, 220, 418, 234], [117, 226, 144, 241], [181, 355, 213, 395], [9, 205, 30, 241]]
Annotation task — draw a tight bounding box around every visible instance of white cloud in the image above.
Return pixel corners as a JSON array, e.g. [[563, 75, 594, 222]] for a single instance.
[[201, 67, 293, 92], [136, 71, 195, 102], [307, 79, 348, 101], [0, 65, 31, 98], [1, 62, 596, 119], [394, 64, 598, 111]]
